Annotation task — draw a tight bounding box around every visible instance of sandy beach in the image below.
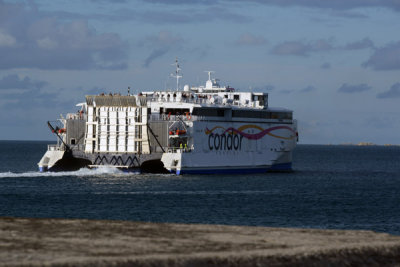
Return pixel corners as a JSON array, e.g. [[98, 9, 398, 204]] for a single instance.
[[1, 217, 400, 266]]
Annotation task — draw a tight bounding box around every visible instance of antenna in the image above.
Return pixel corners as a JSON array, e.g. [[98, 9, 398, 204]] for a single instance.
[[205, 71, 215, 81], [170, 57, 182, 91], [204, 71, 215, 89]]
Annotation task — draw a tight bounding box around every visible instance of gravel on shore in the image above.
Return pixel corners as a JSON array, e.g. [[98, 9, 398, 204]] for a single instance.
[[1, 217, 400, 266]]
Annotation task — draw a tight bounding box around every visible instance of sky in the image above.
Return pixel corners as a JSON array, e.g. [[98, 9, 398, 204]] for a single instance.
[[0, 0, 399, 144]]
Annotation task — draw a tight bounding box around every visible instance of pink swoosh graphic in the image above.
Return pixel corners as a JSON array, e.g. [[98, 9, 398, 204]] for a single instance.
[[205, 126, 295, 140]]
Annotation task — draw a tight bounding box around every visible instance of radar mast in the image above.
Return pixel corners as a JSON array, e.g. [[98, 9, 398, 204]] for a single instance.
[[205, 71, 215, 81], [205, 71, 215, 89], [171, 57, 182, 91]]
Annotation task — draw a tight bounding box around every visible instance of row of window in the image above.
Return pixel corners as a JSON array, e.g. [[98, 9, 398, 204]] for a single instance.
[[99, 118, 141, 124], [232, 110, 292, 120], [192, 108, 292, 120], [162, 108, 190, 115], [192, 108, 225, 117]]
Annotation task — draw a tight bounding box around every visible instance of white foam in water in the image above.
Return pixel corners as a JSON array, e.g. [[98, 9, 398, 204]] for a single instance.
[[0, 167, 132, 178]]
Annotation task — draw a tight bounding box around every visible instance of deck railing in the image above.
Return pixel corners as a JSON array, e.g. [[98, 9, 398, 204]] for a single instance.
[[149, 114, 206, 122], [48, 144, 61, 151], [146, 96, 210, 105]]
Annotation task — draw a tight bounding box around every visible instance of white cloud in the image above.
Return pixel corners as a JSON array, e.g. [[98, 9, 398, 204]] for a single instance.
[[36, 37, 58, 49], [0, 2, 128, 70], [343, 37, 374, 50], [363, 41, 400, 71], [299, 85, 317, 93], [141, 0, 400, 12], [0, 29, 16, 47], [142, 31, 184, 67], [377, 83, 400, 99], [271, 39, 334, 56], [321, 62, 331, 69], [0, 74, 47, 91], [235, 33, 267, 46], [272, 38, 374, 57], [230, 0, 400, 12], [338, 83, 372, 93], [145, 30, 183, 46]]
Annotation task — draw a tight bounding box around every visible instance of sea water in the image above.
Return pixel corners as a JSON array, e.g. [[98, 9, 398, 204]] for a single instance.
[[0, 141, 400, 235]]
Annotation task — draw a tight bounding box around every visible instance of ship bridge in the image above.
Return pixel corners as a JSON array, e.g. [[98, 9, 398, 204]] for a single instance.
[[143, 90, 268, 110], [142, 68, 268, 110]]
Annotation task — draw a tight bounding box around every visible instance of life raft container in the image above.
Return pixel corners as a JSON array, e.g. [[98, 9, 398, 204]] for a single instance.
[[185, 112, 191, 120]]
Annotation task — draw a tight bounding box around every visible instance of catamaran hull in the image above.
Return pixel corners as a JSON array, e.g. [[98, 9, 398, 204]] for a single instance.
[[38, 153, 92, 172], [38, 151, 165, 173]]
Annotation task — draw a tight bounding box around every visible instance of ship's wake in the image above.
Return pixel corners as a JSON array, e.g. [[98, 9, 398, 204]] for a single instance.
[[0, 167, 133, 178]]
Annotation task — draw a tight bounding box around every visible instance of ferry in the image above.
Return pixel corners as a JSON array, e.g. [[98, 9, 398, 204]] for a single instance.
[[38, 59, 298, 174]]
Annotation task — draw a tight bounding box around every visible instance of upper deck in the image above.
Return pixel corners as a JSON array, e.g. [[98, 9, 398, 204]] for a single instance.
[[83, 62, 293, 124], [143, 70, 269, 110], [141, 72, 292, 123], [143, 90, 268, 109]]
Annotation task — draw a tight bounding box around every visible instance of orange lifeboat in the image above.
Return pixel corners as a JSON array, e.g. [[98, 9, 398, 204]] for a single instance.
[[176, 130, 186, 135]]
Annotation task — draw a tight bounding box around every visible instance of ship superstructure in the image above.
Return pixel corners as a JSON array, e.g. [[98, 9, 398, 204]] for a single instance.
[[38, 60, 298, 174]]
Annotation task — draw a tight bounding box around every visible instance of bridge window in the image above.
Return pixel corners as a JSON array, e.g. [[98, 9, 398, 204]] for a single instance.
[[192, 108, 225, 117], [232, 110, 292, 120], [164, 108, 190, 115]]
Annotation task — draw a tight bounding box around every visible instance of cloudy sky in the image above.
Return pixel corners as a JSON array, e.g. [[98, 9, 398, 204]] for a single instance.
[[0, 0, 399, 144]]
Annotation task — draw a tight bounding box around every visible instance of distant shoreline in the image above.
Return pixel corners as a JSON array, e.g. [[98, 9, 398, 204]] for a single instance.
[[0, 139, 55, 142], [333, 142, 400, 147]]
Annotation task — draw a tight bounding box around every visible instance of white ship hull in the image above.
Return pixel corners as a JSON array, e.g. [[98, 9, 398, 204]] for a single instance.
[[38, 60, 298, 175], [161, 121, 296, 174]]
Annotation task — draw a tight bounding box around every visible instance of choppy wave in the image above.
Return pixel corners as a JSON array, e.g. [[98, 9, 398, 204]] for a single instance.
[[0, 167, 131, 178]]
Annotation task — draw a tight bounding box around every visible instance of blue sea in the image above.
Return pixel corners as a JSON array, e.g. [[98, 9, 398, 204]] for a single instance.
[[1, 140, 400, 235]]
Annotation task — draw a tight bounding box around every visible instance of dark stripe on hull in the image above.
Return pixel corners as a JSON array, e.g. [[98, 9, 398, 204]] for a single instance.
[[173, 162, 292, 175]]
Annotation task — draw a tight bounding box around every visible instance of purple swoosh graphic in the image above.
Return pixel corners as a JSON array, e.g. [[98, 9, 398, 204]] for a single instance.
[[205, 126, 295, 140]]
